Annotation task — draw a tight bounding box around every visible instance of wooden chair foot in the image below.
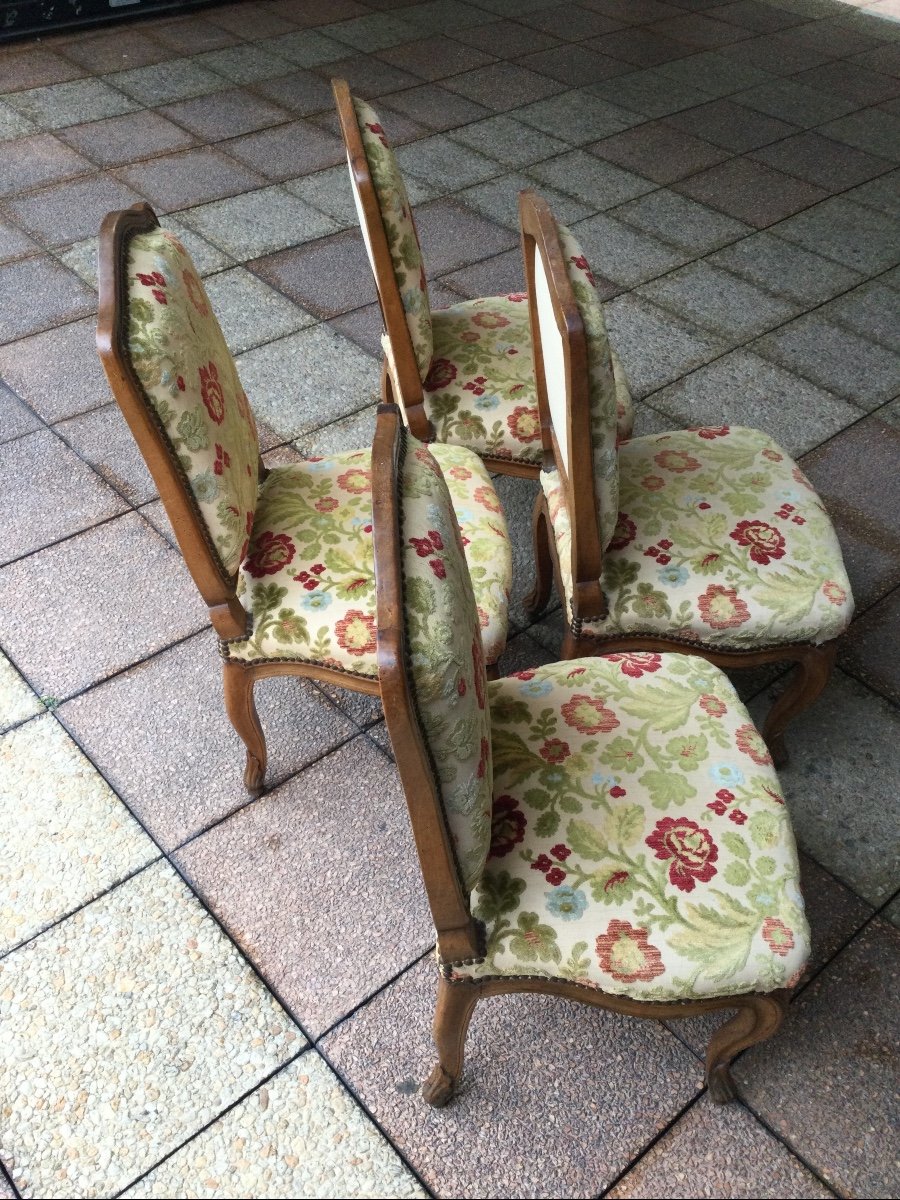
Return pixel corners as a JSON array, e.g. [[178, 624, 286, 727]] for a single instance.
[[223, 662, 268, 796], [762, 642, 836, 766], [426, 976, 480, 1109], [244, 753, 265, 797], [422, 1064, 457, 1108], [704, 991, 788, 1103], [707, 1063, 737, 1105]]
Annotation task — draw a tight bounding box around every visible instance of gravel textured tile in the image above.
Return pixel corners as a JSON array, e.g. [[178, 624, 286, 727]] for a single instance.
[[663, 97, 799, 151], [178, 185, 338, 260], [0, 216, 37, 265], [223, 120, 343, 181], [0, 859, 302, 1198], [0, 317, 111, 422], [589, 119, 728, 183], [654, 49, 773, 97], [5, 172, 147, 249], [312, 51, 423, 98], [607, 1101, 833, 1198], [322, 13, 420, 53], [819, 107, 900, 162], [376, 32, 494, 80], [137, 13, 243, 51], [115, 146, 265, 213], [325, 304, 389, 359], [568, 211, 691, 287], [801, 413, 900, 611], [517, 44, 633, 88], [456, 171, 592, 231], [201, 267, 316, 354], [0, 132, 93, 196], [520, 3, 623, 38], [249, 228, 375, 317], [441, 61, 565, 111], [768, 199, 900, 278], [123, 1052, 426, 1199], [449, 18, 563, 60], [195, 44, 296, 85], [753, 312, 900, 410], [0, 512, 206, 700], [157, 88, 290, 142], [839, 586, 900, 705], [649, 349, 859, 456], [292, 404, 380, 458], [821, 282, 900, 354], [54, 403, 157, 505], [737, 920, 900, 1199], [45, 235, 101, 286], [257, 30, 350, 70], [0, 101, 37, 142], [528, 148, 656, 209], [107, 59, 227, 106], [513, 88, 641, 143], [612, 187, 752, 253], [674, 157, 828, 228], [412, 197, 518, 273], [249, 68, 335, 117], [589, 25, 696, 66], [449, 114, 570, 167], [0, 48, 87, 92], [602, 294, 726, 397], [395, 134, 501, 191], [3, 78, 139, 129], [438, 247, 527, 298], [59, 110, 196, 169], [374, 82, 491, 131], [749, 130, 894, 193], [734, 78, 859, 127], [176, 737, 430, 1032], [235, 325, 379, 441], [59, 629, 358, 848], [0, 650, 41, 731], [321, 957, 703, 1197], [0, 383, 40, 444], [0, 714, 157, 954], [589, 68, 710, 118], [0, 428, 128, 563], [636, 260, 800, 339], [284, 163, 376, 227], [708, 231, 864, 305], [843, 167, 900, 217], [57, 27, 173, 73]]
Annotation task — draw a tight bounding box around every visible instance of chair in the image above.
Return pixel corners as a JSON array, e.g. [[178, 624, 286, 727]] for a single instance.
[[519, 190, 854, 767], [372, 402, 810, 1107], [96, 202, 511, 796], [332, 78, 634, 479]]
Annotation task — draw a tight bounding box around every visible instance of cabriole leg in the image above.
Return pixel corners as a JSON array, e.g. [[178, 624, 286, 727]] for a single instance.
[[222, 661, 267, 796]]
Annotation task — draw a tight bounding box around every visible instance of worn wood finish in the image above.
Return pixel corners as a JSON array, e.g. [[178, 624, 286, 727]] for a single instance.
[[519, 189, 841, 763], [98, 203, 383, 795], [372, 403, 796, 1109]]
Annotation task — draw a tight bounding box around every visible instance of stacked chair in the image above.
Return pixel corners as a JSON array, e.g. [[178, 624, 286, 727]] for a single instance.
[[96, 80, 854, 1109]]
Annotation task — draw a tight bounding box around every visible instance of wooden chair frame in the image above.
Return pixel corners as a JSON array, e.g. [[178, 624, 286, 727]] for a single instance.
[[519, 189, 838, 767], [97, 203, 380, 797], [333, 78, 539, 481], [372, 402, 791, 1110]]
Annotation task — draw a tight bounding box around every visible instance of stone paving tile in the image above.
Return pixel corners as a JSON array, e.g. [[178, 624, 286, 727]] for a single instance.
[[395, 133, 502, 191], [123, 1052, 427, 1199], [442, 61, 566, 111], [54, 403, 157, 506], [0, 47, 87, 92], [0, 427, 128, 563], [258, 30, 350, 71], [148, 13, 244, 52], [652, 11, 756, 48], [0, 131, 93, 196], [223, 119, 344, 181], [312, 102, 428, 149], [0, 713, 156, 954], [663, 96, 800, 151], [674, 157, 829, 228], [649, 349, 859, 456], [292, 402, 381, 459], [520, 3, 625, 39], [455, 169, 587, 230], [157, 87, 290, 142], [177, 184, 338, 261], [59, 110, 196, 169], [515, 43, 633, 87], [249, 67, 335, 116], [636, 260, 800, 340], [5, 171, 147, 248], [0, 650, 42, 732], [756, 309, 900, 406], [107, 59, 227, 106], [589, 67, 712, 118], [0, 101, 37, 142], [528, 147, 656, 209], [569, 210, 691, 287], [3, 78, 139, 130], [514, 87, 641, 142], [819, 106, 900, 161], [606, 1101, 834, 1198], [492, 471, 546, 632], [0, 216, 37, 265], [176, 736, 431, 1033], [602, 293, 727, 397], [738, 920, 900, 1199], [114, 146, 266, 213], [249, 228, 375, 318], [195, 44, 296, 86], [321, 956, 704, 1197], [708, 231, 864, 306], [284, 163, 367, 228], [839, 586, 900, 705], [377, 32, 494, 80], [654, 49, 775, 97], [449, 18, 563, 60], [0, 253, 95, 345], [448, 114, 571, 168], [588, 26, 696, 67], [0, 512, 205, 701], [412, 197, 518, 273], [201, 266, 317, 354], [612, 188, 752, 254], [843, 166, 900, 216], [235, 325, 379, 442], [311, 51, 423, 97], [734, 77, 858, 127], [769, 196, 900, 276], [56, 26, 173, 73], [322, 13, 421, 53], [797, 59, 900, 106], [0, 859, 302, 1198], [0, 316, 111, 423], [589, 119, 729, 183], [377, 81, 492, 130], [203, 3, 299, 40], [438, 247, 527, 298], [0, 384, 40, 444], [749, 129, 894, 193], [59, 628, 359, 849]]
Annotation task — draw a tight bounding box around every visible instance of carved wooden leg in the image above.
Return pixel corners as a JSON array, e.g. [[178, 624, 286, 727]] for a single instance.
[[704, 991, 789, 1103], [222, 662, 267, 796], [762, 642, 836, 768], [422, 977, 481, 1108], [524, 492, 554, 620]]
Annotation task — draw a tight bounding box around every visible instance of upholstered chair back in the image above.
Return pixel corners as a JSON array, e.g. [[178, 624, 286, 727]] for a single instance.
[[126, 225, 259, 578]]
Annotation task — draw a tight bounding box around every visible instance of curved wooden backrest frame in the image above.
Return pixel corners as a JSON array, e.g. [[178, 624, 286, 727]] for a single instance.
[[372, 404, 483, 965], [519, 190, 606, 621], [331, 79, 432, 435], [96, 202, 247, 640]]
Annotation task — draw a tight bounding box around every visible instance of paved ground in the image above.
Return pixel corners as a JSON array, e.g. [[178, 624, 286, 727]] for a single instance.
[[0, 0, 898, 1196]]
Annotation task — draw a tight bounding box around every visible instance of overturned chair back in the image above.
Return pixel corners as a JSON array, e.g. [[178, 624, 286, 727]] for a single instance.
[[372, 402, 811, 1109], [519, 189, 854, 766]]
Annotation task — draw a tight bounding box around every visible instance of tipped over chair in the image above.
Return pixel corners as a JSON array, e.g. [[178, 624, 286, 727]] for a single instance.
[[519, 190, 853, 767], [96, 202, 511, 795], [372, 401, 810, 1108], [332, 77, 634, 478]]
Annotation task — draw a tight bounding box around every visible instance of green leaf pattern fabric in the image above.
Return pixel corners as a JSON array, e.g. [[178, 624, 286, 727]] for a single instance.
[[354, 97, 432, 379], [223, 444, 511, 673], [542, 425, 853, 647], [452, 654, 810, 1000], [398, 435, 494, 892], [127, 228, 259, 577]]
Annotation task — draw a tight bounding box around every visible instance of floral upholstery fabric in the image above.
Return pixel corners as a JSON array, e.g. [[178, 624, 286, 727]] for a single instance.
[[354, 97, 432, 380], [452, 654, 809, 1000], [128, 228, 258, 577], [223, 445, 510, 673], [398, 434, 493, 892], [542, 426, 853, 648], [558, 224, 619, 550], [422, 296, 634, 467]]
